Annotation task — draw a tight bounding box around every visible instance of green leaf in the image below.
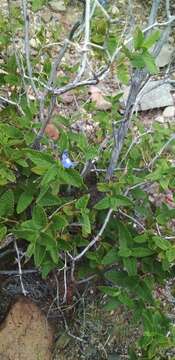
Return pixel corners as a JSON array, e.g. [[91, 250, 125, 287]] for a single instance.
[[134, 233, 147, 243], [123, 258, 137, 276], [26, 150, 54, 168], [81, 212, 91, 236], [76, 194, 90, 211], [142, 30, 160, 49], [131, 247, 154, 257], [118, 247, 132, 257], [58, 168, 84, 188], [0, 225, 7, 241], [166, 247, 175, 262], [32, 205, 48, 228], [99, 286, 120, 297], [16, 192, 33, 214], [0, 190, 14, 217], [37, 192, 60, 207], [102, 248, 119, 265], [153, 236, 170, 250], [142, 51, 158, 74], [34, 244, 46, 267], [131, 54, 145, 68], [94, 195, 132, 210], [133, 27, 144, 50], [41, 164, 58, 187], [118, 292, 134, 308], [94, 196, 112, 210], [117, 221, 133, 249], [31, 0, 46, 12], [52, 215, 68, 232], [117, 63, 129, 85]]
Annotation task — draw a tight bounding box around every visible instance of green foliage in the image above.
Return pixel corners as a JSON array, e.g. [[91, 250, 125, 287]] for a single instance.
[[0, 4, 175, 359]]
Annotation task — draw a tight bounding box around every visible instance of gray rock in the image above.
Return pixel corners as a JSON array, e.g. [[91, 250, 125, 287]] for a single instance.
[[156, 44, 174, 68], [49, 0, 66, 12], [122, 80, 174, 111], [140, 81, 173, 110], [163, 106, 175, 120]]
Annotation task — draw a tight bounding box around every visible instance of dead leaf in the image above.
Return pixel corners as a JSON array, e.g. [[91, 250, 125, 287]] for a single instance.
[[45, 124, 60, 140], [89, 85, 112, 111]]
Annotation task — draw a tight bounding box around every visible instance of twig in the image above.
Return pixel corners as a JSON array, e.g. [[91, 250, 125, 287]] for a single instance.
[[0, 269, 37, 275], [21, 0, 38, 98], [14, 239, 27, 296], [148, 134, 175, 169], [119, 209, 145, 231], [73, 208, 113, 262], [0, 95, 25, 115], [62, 253, 68, 304]]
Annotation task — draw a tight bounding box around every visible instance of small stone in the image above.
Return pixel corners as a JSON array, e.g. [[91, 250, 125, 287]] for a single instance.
[[60, 93, 74, 104], [156, 44, 174, 68], [49, 1, 66, 12], [155, 115, 164, 123], [41, 11, 52, 23], [163, 106, 175, 120]]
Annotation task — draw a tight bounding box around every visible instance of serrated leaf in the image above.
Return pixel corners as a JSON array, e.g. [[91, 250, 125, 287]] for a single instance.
[[118, 247, 132, 257], [16, 192, 33, 214], [41, 164, 58, 187], [166, 247, 175, 262], [134, 233, 147, 243], [102, 248, 119, 265], [123, 258, 137, 276], [58, 168, 84, 188], [34, 244, 46, 267], [76, 194, 90, 211], [117, 221, 133, 249], [52, 215, 68, 232], [0, 190, 14, 217], [37, 192, 60, 207], [153, 236, 170, 250], [99, 286, 120, 297], [32, 205, 48, 228], [81, 212, 91, 236], [142, 51, 158, 74], [133, 27, 144, 50], [117, 63, 129, 85], [142, 30, 160, 49], [94, 196, 112, 210]]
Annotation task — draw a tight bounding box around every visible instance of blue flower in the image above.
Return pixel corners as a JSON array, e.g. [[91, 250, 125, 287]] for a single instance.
[[61, 150, 76, 169]]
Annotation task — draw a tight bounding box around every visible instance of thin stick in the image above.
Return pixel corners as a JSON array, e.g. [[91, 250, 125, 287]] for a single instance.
[[73, 208, 113, 262], [14, 239, 27, 296], [21, 0, 38, 98]]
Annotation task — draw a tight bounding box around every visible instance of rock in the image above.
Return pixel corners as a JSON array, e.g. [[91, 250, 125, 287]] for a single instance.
[[123, 81, 174, 111], [156, 44, 174, 68], [41, 11, 52, 23], [89, 85, 112, 111], [155, 115, 164, 123], [60, 93, 74, 104], [163, 106, 175, 121], [0, 297, 53, 360], [49, 1, 66, 12]]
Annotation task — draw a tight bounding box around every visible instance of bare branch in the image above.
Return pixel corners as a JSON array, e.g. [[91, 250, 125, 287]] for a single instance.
[[21, 0, 38, 98], [73, 208, 113, 262], [14, 239, 27, 296]]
